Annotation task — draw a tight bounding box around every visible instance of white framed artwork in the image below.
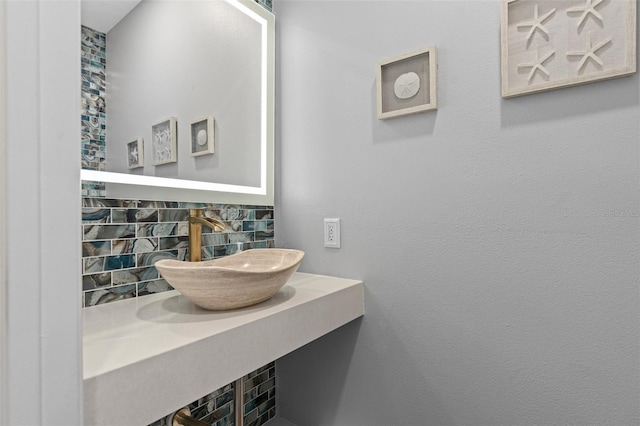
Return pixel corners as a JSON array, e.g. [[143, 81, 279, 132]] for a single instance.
[[151, 117, 177, 165], [501, 0, 636, 98], [126, 138, 144, 169], [377, 45, 437, 120], [190, 116, 214, 157]]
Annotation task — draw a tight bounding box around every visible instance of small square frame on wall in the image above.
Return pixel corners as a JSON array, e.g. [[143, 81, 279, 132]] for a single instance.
[[377, 45, 437, 120], [190, 116, 215, 157], [126, 138, 144, 169], [151, 117, 177, 166], [500, 0, 636, 98]]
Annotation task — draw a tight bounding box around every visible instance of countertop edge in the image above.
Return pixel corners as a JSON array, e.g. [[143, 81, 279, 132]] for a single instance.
[[83, 272, 364, 426]]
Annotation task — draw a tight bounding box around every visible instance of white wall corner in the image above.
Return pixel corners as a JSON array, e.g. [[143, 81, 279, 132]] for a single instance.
[[3, 1, 82, 424]]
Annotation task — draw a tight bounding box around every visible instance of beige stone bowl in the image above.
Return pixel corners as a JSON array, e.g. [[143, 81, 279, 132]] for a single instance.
[[155, 249, 305, 311]]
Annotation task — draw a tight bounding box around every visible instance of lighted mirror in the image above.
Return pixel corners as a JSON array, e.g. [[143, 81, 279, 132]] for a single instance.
[[80, 0, 274, 205]]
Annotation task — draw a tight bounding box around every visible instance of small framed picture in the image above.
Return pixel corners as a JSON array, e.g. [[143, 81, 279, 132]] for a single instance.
[[377, 46, 437, 120], [151, 117, 177, 166], [190, 116, 215, 156], [126, 138, 144, 169]]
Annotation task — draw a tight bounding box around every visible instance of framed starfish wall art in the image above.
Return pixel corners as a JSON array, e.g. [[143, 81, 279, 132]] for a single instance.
[[377, 46, 437, 119], [151, 117, 178, 166], [126, 138, 144, 169], [500, 0, 636, 98]]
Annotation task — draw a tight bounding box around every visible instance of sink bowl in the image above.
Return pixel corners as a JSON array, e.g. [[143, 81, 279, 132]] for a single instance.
[[155, 249, 304, 310]]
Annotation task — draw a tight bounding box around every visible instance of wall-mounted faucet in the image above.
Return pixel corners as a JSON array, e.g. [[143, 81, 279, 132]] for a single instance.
[[188, 209, 225, 262]]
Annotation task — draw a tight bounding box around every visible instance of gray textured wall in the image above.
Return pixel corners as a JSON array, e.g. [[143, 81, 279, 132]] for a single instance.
[[274, 1, 639, 425]]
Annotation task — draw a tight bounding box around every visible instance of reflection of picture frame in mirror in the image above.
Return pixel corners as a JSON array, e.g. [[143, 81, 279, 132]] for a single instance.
[[127, 138, 144, 169], [377, 45, 437, 120], [151, 117, 177, 166], [190, 116, 215, 157]]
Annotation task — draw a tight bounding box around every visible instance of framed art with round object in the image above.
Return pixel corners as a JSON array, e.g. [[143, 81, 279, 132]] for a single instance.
[[190, 116, 215, 157], [376, 45, 437, 120]]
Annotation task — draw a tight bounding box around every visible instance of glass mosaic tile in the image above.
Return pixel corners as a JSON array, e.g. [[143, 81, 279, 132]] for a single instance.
[[137, 223, 179, 237], [82, 273, 111, 290], [81, 26, 106, 179], [214, 414, 234, 426], [137, 250, 184, 267], [137, 279, 173, 296], [83, 198, 138, 208], [255, 0, 272, 12], [112, 267, 158, 285], [83, 224, 136, 241], [159, 236, 189, 250], [201, 232, 228, 247], [244, 371, 270, 391], [112, 238, 158, 254], [255, 210, 273, 220], [221, 207, 246, 221], [82, 181, 106, 199], [243, 392, 269, 416], [255, 230, 274, 241], [83, 257, 104, 274], [251, 240, 272, 249], [158, 209, 190, 222], [82, 240, 111, 257], [201, 403, 232, 424], [84, 284, 136, 307], [112, 208, 159, 223], [138, 201, 179, 208], [104, 254, 136, 271], [228, 232, 253, 244], [215, 391, 234, 408]]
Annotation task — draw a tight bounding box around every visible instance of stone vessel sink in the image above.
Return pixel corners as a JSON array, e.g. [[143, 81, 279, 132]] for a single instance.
[[155, 249, 305, 310]]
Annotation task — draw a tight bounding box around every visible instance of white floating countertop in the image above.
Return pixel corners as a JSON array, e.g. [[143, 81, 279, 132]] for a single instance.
[[83, 272, 364, 426]]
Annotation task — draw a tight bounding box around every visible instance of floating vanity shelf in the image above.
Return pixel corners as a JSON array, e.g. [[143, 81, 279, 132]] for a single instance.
[[83, 273, 364, 426]]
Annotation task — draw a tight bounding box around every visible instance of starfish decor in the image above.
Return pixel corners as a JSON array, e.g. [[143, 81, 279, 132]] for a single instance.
[[567, 0, 605, 30], [517, 4, 557, 43], [566, 32, 612, 72], [518, 49, 556, 83]]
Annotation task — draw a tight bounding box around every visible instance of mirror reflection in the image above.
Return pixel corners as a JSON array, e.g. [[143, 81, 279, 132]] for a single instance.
[[81, 0, 274, 204]]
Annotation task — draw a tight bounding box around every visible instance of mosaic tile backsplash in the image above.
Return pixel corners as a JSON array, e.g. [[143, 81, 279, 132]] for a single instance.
[[149, 362, 276, 426], [81, 25, 107, 197], [151, 381, 235, 426], [255, 0, 272, 12], [81, 25, 106, 171], [82, 197, 275, 307], [243, 363, 277, 425]]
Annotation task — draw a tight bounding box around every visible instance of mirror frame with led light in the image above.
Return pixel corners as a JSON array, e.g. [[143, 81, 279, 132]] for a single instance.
[[80, 0, 274, 205]]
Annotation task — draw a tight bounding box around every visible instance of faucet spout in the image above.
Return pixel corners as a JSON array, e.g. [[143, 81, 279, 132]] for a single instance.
[[188, 209, 226, 262], [188, 215, 225, 232]]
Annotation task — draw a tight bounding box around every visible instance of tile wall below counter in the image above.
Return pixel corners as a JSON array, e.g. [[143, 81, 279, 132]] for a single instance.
[[149, 362, 276, 426]]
